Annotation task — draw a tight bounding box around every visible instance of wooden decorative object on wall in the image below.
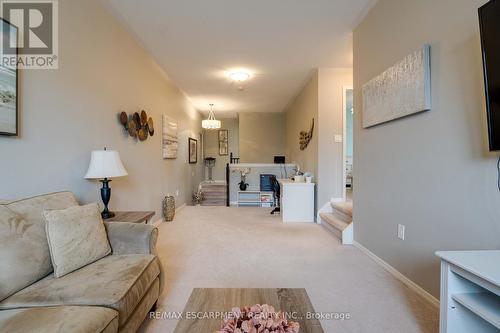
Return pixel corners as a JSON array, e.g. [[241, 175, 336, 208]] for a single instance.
[[119, 110, 154, 142], [299, 118, 314, 150]]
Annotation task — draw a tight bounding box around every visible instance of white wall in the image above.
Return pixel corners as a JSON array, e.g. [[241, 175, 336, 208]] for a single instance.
[[318, 68, 352, 205], [354, 0, 500, 298], [0, 0, 204, 217], [285, 71, 319, 178], [203, 117, 239, 181], [285, 69, 352, 209], [239, 113, 286, 163]]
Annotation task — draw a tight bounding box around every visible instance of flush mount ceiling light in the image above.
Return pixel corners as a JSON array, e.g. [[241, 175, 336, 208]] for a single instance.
[[229, 71, 250, 82], [202, 104, 221, 130]]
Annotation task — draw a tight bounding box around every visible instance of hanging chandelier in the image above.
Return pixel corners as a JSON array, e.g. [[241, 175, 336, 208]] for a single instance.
[[202, 104, 221, 129]]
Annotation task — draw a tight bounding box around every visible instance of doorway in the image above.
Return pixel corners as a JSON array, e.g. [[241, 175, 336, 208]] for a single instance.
[[343, 86, 353, 202]]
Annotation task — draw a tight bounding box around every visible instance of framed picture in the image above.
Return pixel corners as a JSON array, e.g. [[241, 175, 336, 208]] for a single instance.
[[162, 115, 178, 158], [188, 137, 197, 164], [0, 18, 18, 136], [218, 129, 228, 156]]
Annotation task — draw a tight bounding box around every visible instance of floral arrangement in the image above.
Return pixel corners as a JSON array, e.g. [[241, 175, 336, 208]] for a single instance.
[[192, 189, 204, 205], [232, 168, 251, 191], [214, 304, 300, 333]]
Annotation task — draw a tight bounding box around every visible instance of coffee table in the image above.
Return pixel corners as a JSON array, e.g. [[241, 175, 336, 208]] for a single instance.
[[174, 288, 324, 333]]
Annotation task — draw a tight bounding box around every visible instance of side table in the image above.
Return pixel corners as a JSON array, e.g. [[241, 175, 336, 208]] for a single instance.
[[105, 211, 155, 224]]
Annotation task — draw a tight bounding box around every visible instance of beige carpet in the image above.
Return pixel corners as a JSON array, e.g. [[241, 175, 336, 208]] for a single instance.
[[139, 206, 438, 333]]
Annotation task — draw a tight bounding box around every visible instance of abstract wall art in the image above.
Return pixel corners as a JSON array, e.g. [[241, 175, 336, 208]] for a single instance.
[[0, 18, 18, 136], [119, 110, 154, 142], [162, 115, 178, 159], [362, 45, 431, 128], [299, 118, 314, 151]]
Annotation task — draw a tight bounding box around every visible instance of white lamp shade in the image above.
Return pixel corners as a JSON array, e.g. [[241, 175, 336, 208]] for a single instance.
[[84, 150, 128, 179]]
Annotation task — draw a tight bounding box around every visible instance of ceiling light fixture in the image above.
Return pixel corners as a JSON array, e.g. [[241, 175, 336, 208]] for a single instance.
[[202, 104, 221, 130], [229, 71, 250, 82]]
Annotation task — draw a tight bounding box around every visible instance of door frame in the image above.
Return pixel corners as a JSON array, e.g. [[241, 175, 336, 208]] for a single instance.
[[342, 86, 353, 201]]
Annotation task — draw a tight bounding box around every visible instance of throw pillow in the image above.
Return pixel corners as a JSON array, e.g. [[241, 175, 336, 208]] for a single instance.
[[43, 203, 111, 278], [0, 205, 50, 301]]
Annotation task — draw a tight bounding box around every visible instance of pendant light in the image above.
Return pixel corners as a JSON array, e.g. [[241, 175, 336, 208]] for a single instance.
[[202, 104, 221, 129]]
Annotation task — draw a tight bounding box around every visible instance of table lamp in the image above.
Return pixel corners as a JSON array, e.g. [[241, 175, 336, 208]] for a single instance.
[[85, 148, 128, 219]]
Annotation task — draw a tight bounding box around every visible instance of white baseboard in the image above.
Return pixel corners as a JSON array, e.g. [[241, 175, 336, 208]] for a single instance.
[[353, 241, 440, 309], [176, 203, 186, 213]]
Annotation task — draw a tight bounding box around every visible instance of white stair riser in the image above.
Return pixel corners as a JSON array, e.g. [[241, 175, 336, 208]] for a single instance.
[[321, 221, 342, 240], [319, 214, 353, 245], [331, 209, 352, 224]]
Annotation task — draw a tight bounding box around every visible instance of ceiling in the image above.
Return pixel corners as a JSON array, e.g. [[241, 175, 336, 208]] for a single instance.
[[103, 0, 376, 116]]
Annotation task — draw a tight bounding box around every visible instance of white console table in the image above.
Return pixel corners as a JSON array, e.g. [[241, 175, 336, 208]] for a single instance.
[[436, 250, 500, 333], [278, 179, 315, 223]]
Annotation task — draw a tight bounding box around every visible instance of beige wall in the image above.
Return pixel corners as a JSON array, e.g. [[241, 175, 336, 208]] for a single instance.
[[354, 0, 500, 298], [203, 118, 239, 181], [285, 71, 319, 178], [0, 0, 204, 218], [239, 113, 285, 163], [318, 68, 352, 206]]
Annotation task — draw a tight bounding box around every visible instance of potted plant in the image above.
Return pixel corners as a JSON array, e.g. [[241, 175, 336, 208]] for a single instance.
[[192, 189, 204, 206]]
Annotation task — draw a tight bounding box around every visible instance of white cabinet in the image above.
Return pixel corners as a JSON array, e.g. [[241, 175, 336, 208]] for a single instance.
[[436, 250, 500, 333], [278, 179, 315, 223]]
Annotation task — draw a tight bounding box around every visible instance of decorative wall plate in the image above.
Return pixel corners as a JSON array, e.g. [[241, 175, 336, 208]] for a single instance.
[[119, 110, 154, 142], [140, 110, 147, 125]]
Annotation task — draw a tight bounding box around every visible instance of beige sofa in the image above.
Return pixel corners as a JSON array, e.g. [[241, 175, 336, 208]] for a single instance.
[[0, 192, 164, 333]]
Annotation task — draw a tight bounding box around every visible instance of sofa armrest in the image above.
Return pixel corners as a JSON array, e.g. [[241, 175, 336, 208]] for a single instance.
[[104, 222, 158, 255]]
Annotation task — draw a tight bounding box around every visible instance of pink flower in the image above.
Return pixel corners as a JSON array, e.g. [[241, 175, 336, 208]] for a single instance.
[[213, 304, 300, 333]]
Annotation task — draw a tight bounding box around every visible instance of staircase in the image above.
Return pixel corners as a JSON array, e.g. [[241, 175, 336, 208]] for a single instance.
[[319, 200, 353, 244], [200, 181, 227, 206]]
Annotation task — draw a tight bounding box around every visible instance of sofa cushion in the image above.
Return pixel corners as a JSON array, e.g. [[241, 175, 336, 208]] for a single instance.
[[0, 306, 118, 333], [4, 192, 79, 282], [43, 203, 111, 277], [0, 254, 161, 326], [0, 206, 50, 301]]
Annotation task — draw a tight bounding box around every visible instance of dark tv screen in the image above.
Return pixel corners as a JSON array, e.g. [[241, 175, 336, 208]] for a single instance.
[[479, 0, 500, 151]]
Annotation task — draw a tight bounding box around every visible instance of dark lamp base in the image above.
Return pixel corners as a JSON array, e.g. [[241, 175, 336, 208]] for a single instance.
[[101, 210, 115, 219]]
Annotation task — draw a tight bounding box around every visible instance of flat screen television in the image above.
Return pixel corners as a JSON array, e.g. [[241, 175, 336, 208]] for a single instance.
[[479, 0, 500, 151]]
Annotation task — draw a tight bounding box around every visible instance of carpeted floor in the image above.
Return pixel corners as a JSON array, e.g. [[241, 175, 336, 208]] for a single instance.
[[139, 206, 438, 333]]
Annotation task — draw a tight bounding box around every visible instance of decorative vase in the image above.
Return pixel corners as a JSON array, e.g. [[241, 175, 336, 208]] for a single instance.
[[162, 195, 175, 222]]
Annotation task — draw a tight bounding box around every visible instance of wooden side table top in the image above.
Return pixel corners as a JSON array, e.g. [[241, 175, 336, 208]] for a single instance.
[[105, 211, 155, 224], [174, 288, 324, 333]]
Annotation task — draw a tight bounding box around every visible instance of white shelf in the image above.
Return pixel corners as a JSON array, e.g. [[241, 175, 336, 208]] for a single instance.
[[237, 190, 275, 207], [452, 293, 500, 329], [437, 250, 500, 333], [436, 251, 500, 288]]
